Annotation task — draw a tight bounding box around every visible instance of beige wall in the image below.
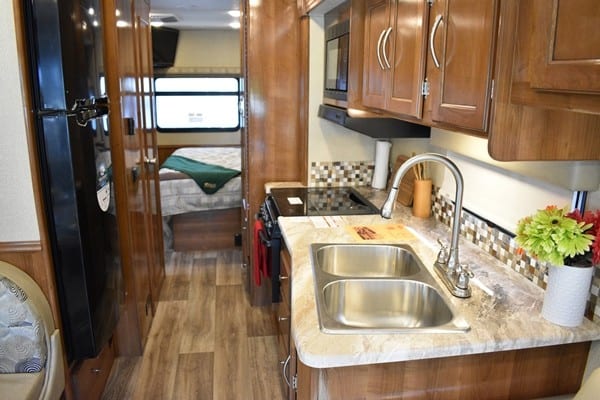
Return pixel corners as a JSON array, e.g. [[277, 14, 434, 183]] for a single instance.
[[157, 29, 242, 147], [0, 0, 39, 242], [429, 129, 600, 232], [174, 29, 240, 69]]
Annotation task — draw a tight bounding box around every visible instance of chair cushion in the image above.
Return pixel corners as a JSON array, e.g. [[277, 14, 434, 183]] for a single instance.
[[0, 370, 45, 400], [0, 276, 47, 374]]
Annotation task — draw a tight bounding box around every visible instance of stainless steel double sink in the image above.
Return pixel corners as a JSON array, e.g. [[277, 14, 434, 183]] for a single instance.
[[310, 243, 470, 334]]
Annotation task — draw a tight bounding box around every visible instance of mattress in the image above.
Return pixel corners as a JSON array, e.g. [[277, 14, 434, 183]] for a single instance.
[[159, 147, 242, 216]]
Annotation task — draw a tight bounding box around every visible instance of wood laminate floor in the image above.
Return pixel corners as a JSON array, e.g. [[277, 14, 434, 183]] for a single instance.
[[101, 249, 286, 400]]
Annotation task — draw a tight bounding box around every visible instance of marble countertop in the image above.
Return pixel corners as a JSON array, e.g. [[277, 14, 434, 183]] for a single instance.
[[278, 188, 600, 369]]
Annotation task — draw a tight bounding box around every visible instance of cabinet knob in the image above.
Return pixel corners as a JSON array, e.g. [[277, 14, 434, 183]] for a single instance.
[[278, 316, 289, 322], [279, 274, 288, 282]]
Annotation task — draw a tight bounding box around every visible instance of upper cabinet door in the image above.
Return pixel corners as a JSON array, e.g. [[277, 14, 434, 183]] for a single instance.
[[487, 0, 600, 161], [386, 0, 429, 118], [529, 0, 600, 94], [361, 0, 390, 110], [429, 0, 498, 132]]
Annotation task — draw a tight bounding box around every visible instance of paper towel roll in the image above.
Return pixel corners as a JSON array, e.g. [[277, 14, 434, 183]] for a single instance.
[[372, 141, 392, 189]]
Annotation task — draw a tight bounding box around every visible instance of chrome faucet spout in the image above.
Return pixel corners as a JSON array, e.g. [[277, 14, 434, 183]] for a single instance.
[[381, 153, 469, 297]]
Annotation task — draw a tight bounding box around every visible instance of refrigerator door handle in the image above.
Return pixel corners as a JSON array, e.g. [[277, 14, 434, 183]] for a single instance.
[[70, 96, 109, 127], [38, 96, 109, 127]]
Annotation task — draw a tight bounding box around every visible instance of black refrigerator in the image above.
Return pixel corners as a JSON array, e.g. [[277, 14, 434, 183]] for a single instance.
[[23, 0, 122, 361]]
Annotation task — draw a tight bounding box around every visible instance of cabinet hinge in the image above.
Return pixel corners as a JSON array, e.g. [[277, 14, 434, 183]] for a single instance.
[[421, 80, 430, 97], [490, 79, 495, 100], [292, 374, 298, 391]]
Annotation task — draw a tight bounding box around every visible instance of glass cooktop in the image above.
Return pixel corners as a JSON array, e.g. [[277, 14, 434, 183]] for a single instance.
[[269, 187, 379, 217]]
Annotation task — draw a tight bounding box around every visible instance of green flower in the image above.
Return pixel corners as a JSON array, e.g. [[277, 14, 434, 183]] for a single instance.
[[515, 206, 594, 266]]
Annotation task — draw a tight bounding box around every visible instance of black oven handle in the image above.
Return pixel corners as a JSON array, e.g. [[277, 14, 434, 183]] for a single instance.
[[258, 228, 272, 248]]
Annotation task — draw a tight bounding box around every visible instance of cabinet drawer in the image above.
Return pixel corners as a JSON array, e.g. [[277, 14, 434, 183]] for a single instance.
[[276, 300, 291, 360], [277, 246, 292, 362], [71, 339, 115, 400]]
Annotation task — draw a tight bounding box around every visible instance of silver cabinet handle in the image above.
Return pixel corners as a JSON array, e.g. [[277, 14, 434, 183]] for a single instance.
[[278, 316, 289, 322], [279, 274, 288, 282], [144, 157, 157, 165], [382, 27, 393, 69], [282, 354, 292, 388], [376, 29, 386, 70], [430, 15, 443, 69]]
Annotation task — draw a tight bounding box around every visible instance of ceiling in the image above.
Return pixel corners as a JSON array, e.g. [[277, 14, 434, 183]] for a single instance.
[[150, 0, 241, 30]]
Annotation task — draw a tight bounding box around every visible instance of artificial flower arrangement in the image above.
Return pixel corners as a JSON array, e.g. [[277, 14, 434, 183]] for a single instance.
[[515, 206, 600, 267]]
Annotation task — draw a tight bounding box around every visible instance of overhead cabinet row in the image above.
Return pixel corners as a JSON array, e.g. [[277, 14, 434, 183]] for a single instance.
[[352, 0, 497, 134], [340, 0, 600, 160]]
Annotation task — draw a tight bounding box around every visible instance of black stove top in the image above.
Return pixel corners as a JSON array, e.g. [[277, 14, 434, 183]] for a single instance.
[[268, 187, 379, 217]]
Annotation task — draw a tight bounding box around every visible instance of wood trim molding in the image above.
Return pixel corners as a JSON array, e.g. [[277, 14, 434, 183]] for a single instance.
[[0, 241, 42, 252], [298, 15, 309, 186]]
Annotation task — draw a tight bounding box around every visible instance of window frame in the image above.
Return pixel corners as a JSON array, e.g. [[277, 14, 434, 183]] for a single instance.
[[153, 75, 241, 133]]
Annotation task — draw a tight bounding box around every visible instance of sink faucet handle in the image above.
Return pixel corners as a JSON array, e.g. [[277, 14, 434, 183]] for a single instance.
[[456, 264, 474, 290], [436, 239, 449, 265]]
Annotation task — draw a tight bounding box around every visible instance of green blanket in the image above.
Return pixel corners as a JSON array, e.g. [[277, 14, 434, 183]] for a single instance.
[[161, 155, 241, 194]]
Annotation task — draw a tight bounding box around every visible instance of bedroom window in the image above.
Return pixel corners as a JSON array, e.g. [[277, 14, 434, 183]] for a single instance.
[[154, 77, 241, 132]]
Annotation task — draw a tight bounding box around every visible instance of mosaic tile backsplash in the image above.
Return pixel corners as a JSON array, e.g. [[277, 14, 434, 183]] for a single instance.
[[310, 161, 374, 187], [431, 187, 600, 322]]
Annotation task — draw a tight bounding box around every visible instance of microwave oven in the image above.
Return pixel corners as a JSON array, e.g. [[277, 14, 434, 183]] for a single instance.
[[323, 19, 349, 102]]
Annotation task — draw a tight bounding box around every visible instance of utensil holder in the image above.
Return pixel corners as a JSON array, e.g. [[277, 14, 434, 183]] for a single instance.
[[412, 179, 432, 218]]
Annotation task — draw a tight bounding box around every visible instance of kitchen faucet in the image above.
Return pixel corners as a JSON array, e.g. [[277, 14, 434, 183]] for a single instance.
[[381, 153, 473, 298]]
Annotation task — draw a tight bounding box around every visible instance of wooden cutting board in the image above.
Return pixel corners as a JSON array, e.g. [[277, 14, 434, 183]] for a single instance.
[[346, 223, 416, 241], [388, 155, 415, 206]]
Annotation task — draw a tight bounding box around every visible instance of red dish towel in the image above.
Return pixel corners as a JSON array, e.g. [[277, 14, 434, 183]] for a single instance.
[[253, 220, 268, 286]]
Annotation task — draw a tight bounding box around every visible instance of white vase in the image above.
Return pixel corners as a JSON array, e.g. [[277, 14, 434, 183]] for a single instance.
[[541, 264, 594, 327]]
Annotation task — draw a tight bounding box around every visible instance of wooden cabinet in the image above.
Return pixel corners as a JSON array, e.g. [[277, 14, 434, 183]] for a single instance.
[[426, 0, 498, 132], [295, 342, 590, 400], [361, 0, 391, 110], [276, 247, 291, 363], [71, 339, 115, 400], [353, 0, 498, 133], [360, 0, 428, 119], [488, 0, 600, 161], [276, 245, 297, 400], [134, 0, 165, 308], [241, 0, 308, 306], [103, 0, 164, 355], [529, 0, 600, 94]]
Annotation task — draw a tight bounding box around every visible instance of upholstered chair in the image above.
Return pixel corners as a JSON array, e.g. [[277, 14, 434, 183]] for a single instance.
[[0, 261, 64, 400]]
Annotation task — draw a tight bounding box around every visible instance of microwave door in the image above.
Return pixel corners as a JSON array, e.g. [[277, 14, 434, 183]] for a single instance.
[[336, 34, 349, 91], [325, 34, 349, 92], [325, 38, 341, 90]]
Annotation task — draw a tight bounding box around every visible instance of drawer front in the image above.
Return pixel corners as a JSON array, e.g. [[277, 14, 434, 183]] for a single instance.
[[277, 246, 292, 368]]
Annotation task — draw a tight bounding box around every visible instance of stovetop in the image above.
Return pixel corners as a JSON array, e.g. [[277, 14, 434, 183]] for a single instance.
[[268, 187, 379, 217]]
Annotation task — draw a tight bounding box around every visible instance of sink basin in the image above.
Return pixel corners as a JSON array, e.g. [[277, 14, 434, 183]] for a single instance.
[[322, 279, 454, 328], [311, 243, 470, 334], [313, 243, 420, 277]]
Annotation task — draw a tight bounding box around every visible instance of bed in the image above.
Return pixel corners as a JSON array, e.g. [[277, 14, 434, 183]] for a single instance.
[[159, 146, 242, 251]]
